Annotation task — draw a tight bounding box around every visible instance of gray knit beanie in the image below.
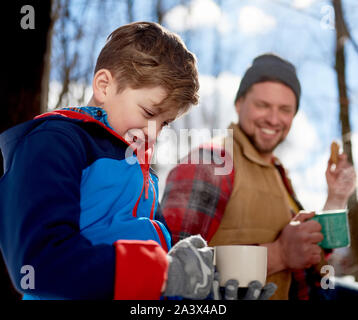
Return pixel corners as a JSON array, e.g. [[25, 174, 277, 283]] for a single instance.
[[235, 53, 301, 110]]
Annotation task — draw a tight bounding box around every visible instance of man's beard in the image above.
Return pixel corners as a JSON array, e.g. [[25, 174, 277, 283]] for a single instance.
[[239, 124, 284, 155]]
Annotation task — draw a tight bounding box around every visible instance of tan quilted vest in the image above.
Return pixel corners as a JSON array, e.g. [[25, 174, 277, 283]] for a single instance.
[[208, 123, 293, 300]]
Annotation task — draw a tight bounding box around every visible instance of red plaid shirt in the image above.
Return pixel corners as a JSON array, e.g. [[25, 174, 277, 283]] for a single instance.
[[161, 145, 234, 244], [161, 144, 325, 300]]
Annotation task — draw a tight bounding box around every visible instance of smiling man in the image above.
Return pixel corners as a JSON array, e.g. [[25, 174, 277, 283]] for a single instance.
[[235, 81, 296, 160], [161, 53, 357, 300]]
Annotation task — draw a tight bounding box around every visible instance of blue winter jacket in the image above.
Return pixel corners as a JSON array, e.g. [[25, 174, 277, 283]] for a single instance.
[[0, 108, 172, 299]]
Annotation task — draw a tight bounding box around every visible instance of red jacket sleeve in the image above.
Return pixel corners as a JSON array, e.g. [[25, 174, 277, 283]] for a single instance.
[[161, 146, 234, 245], [113, 240, 168, 300]]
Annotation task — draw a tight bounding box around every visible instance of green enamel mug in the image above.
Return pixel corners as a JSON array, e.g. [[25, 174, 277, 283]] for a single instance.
[[311, 209, 350, 249]]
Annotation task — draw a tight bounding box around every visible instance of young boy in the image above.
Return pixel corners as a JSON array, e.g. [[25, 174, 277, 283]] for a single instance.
[[0, 22, 214, 300]]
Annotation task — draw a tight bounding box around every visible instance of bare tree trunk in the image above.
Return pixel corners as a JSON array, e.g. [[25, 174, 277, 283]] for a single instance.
[[54, 0, 81, 109], [0, 0, 53, 300], [212, 0, 223, 130], [333, 0, 358, 279], [126, 0, 134, 22], [1, 1, 53, 134], [41, 1, 56, 112], [156, 0, 163, 24]]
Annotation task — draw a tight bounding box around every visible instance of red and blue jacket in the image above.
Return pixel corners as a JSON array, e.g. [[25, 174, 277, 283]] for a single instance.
[[0, 107, 171, 300]]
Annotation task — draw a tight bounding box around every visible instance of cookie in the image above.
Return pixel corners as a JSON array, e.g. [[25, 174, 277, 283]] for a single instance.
[[330, 141, 339, 164]]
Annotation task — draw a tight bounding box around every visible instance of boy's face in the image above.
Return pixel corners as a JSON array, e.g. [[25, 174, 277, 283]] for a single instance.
[[102, 83, 179, 148]]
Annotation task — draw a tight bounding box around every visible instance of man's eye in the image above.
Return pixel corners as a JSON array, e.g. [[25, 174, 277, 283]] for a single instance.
[[281, 107, 293, 114], [257, 103, 268, 108]]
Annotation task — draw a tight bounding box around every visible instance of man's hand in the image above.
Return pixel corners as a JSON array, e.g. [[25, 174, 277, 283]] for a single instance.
[[163, 235, 214, 299], [324, 153, 356, 210], [276, 211, 323, 270]]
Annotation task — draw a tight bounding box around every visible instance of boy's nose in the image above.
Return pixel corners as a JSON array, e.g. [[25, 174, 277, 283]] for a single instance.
[[145, 120, 161, 141]]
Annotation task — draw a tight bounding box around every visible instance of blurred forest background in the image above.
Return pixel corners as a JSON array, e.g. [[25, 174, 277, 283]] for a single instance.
[[2, 0, 358, 299]]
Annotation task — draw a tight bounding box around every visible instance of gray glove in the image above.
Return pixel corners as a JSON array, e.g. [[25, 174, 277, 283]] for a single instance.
[[163, 235, 214, 299], [212, 272, 277, 300]]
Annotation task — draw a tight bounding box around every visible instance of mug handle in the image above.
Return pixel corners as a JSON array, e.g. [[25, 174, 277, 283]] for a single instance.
[[209, 246, 216, 266]]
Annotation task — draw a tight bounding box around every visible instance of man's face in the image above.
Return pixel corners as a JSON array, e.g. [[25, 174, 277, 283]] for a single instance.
[[235, 81, 297, 160]]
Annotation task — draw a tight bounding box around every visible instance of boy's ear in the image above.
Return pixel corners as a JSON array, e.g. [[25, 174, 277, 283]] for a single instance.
[[92, 69, 113, 104]]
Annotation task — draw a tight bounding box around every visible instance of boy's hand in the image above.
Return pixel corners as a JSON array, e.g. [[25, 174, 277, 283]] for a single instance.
[[163, 235, 214, 299], [212, 272, 277, 300]]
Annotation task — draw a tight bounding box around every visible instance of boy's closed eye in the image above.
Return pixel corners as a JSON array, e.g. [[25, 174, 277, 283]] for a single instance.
[[141, 106, 155, 117], [141, 106, 172, 127]]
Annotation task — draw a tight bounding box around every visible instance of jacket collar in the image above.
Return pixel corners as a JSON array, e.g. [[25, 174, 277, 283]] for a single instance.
[[34, 110, 155, 165], [61, 106, 114, 130], [35, 109, 129, 145]]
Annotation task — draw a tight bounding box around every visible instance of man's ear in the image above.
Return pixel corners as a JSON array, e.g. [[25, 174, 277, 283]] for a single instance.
[[92, 69, 113, 104], [234, 98, 241, 115]]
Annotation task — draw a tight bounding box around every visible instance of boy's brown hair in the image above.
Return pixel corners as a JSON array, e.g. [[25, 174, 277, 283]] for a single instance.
[[94, 21, 199, 113]]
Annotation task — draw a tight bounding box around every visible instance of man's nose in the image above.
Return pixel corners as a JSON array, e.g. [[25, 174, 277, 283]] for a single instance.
[[266, 109, 280, 126]]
